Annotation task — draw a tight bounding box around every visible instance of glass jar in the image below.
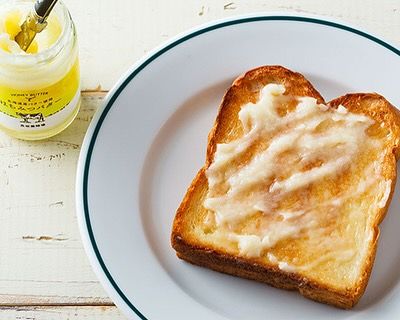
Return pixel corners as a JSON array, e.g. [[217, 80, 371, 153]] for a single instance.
[[0, 0, 80, 140]]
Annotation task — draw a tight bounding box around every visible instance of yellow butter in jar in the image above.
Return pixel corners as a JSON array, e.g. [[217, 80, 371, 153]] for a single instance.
[[0, 0, 80, 140]]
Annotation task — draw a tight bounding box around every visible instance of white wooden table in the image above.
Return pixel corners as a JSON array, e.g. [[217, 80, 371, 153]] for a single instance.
[[0, 0, 398, 318]]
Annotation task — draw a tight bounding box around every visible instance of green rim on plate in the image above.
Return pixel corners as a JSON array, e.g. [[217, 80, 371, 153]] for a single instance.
[[81, 15, 400, 320]]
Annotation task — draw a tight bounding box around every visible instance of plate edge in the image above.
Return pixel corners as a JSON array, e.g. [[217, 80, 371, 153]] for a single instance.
[[75, 13, 400, 320]]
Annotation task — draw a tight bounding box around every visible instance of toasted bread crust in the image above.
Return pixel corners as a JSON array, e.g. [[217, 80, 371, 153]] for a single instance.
[[173, 227, 360, 309], [206, 66, 325, 165], [171, 66, 400, 309], [172, 170, 361, 309], [329, 93, 400, 162]]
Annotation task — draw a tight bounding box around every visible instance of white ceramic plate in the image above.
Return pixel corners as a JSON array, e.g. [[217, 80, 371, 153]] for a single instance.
[[76, 13, 400, 320]]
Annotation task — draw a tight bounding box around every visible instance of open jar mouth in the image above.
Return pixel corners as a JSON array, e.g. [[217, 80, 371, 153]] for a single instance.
[[0, 0, 73, 65]]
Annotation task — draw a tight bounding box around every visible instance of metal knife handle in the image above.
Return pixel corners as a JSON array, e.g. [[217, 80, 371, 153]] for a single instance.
[[34, 0, 59, 21], [14, 0, 59, 51]]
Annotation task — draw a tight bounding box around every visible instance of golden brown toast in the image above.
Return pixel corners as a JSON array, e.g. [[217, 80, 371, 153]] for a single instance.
[[171, 66, 400, 309]]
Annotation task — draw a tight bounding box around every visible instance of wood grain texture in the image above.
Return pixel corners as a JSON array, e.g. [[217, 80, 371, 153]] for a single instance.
[[64, 0, 400, 91], [0, 306, 125, 319], [0, 94, 112, 306]]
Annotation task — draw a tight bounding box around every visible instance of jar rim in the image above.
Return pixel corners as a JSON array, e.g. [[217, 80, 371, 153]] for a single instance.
[[0, 0, 72, 64]]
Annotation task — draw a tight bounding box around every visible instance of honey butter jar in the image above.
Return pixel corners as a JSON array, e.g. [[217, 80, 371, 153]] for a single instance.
[[0, 0, 80, 140]]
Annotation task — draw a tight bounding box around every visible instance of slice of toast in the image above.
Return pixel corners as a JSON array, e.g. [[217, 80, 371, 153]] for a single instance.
[[171, 66, 400, 309]]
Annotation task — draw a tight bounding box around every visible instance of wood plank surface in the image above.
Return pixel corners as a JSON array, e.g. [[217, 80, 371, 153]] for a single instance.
[[0, 94, 112, 305], [0, 306, 125, 319]]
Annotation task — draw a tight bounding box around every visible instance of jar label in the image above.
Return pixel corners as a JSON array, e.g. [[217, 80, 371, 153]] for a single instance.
[[0, 59, 80, 131]]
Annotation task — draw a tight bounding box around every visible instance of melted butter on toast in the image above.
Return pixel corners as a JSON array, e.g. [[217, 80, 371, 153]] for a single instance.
[[203, 84, 391, 281]]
